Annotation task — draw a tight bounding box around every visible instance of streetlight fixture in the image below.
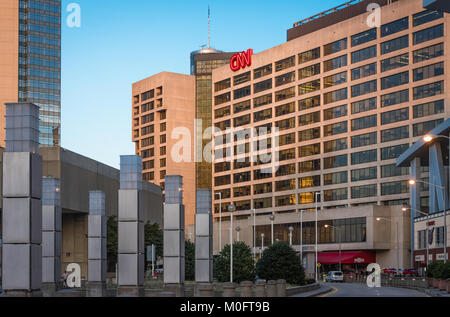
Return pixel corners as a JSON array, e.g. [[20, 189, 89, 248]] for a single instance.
[[377, 217, 400, 274], [215, 192, 222, 251], [402, 205, 430, 268], [261, 233, 265, 253], [289, 226, 294, 247], [409, 178, 447, 264], [228, 204, 236, 283], [269, 214, 275, 245], [324, 224, 342, 272], [236, 225, 241, 242]]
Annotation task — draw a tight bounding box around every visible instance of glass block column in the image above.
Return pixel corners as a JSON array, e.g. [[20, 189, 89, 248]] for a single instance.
[[87, 191, 107, 297], [195, 190, 213, 284], [2, 102, 42, 297], [117, 156, 144, 297]]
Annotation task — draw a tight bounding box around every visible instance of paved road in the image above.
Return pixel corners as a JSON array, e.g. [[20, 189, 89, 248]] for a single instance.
[[320, 282, 428, 297]]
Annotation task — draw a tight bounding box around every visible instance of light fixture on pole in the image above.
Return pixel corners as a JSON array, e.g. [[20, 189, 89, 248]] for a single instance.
[[289, 226, 294, 247], [215, 192, 222, 252], [228, 204, 236, 283], [324, 224, 342, 272], [261, 233, 265, 253], [409, 178, 447, 264], [269, 214, 275, 245], [402, 205, 431, 268], [236, 225, 241, 242]]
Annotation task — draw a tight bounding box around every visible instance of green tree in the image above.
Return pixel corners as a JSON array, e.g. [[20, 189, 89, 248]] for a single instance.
[[441, 261, 450, 280], [185, 240, 195, 281], [427, 261, 445, 279], [214, 242, 255, 283], [256, 242, 305, 285], [107, 216, 118, 272], [144, 222, 163, 260]]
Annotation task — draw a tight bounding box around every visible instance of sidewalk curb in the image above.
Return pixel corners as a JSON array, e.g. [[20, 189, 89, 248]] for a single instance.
[[307, 285, 334, 297]]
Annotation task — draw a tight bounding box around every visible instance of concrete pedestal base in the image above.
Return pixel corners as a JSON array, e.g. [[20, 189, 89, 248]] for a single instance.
[[86, 282, 106, 297], [163, 284, 185, 297], [42, 283, 59, 297], [2, 290, 43, 297], [117, 286, 144, 297]]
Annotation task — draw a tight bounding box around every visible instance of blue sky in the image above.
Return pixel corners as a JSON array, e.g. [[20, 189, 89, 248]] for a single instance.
[[61, 0, 345, 168]]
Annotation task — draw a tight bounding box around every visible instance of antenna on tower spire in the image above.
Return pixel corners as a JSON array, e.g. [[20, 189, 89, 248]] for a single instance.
[[208, 5, 211, 49]]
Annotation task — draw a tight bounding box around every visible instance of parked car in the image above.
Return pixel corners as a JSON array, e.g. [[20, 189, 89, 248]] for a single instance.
[[401, 269, 418, 276], [326, 271, 344, 283], [383, 268, 399, 276]]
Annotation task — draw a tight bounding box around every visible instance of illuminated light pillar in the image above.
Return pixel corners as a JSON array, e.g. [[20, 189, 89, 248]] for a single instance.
[[163, 175, 185, 297], [2, 102, 42, 297], [42, 178, 62, 297], [117, 155, 145, 297], [410, 158, 421, 268], [195, 190, 213, 284], [87, 191, 107, 297]]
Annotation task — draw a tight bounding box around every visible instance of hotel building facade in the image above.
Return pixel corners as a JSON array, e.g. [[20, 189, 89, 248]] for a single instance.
[[211, 0, 449, 263], [0, 0, 62, 147]]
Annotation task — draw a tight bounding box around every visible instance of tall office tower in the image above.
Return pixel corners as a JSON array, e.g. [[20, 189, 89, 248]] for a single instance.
[[0, 0, 61, 147], [190, 49, 235, 191], [212, 0, 449, 219], [132, 72, 196, 234]]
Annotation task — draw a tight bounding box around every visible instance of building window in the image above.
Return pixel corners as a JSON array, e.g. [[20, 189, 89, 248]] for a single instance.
[[413, 99, 444, 118], [413, 10, 443, 27], [276, 163, 296, 177], [351, 115, 377, 131], [381, 35, 409, 55], [215, 78, 231, 92], [254, 94, 272, 108], [381, 71, 409, 90], [235, 200, 251, 212], [381, 126, 409, 143], [351, 132, 377, 148], [254, 197, 273, 209], [234, 86, 251, 100], [352, 184, 377, 199], [324, 88, 347, 105], [275, 179, 296, 192], [299, 111, 320, 127], [233, 100, 251, 114], [276, 117, 296, 131], [413, 119, 444, 137], [351, 97, 377, 114], [413, 24, 444, 45], [381, 144, 410, 160], [324, 72, 347, 88], [234, 114, 251, 127], [324, 38, 347, 56], [324, 138, 347, 153], [299, 47, 321, 64], [381, 164, 409, 178], [215, 106, 231, 119], [381, 89, 409, 107], [279, 133, 296, 147], [299, 79, 321, 95], [381, 17, 409, 37], [352, 80, 377, 97], [299, 96, 320, 111], [254, 169, 272, 180], [234, 172, 251, 184], [413, 62, 444, 82], [352, 63, 377, 80], [254, 78, 273, 93], [275, 87, 296, 102], [234, 186, 251, 197], [413, 43, 444, 63], [299, 144, 320, 158], [324, 55, 347, 72], [351, 45, 377, 64], [275, 194, 296, 207], [254, 64, 273, 79], [299, 64, 321, 80], [381, 181, 409, 196], [324, 188, 348, 202], [275, 72, 296, 87], [299, 159, 320, 172], [436, 227, 445, 247], [234, 72, 251, 86], [413, 81, 444, 100], [275, 56, 296, 72], [276, 102, 295, 117], [324, 122, 348, 137], [254, 183, 273, 195], [324, 171, 348, 185], [324, 105, 347, 121], [299, 127, 321, 142], [324, 155, 348, 169], [381, 53, 409, 72], [381, 108, 409, 125], [299, 175, 321, 189], [351, 149, 377, 165], [215, 92, 231, 105], [254, 109, 272, 123], [280, 148, 296, 161], [351, 167, 377, 182], [160, 134, 166, 144], [215, 162, 230, 173], [160, 146, 166, 155], [352, 28, 377, 47]]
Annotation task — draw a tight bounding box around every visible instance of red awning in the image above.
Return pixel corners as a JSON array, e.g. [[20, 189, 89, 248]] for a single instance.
[[318, 251, 376, 265]]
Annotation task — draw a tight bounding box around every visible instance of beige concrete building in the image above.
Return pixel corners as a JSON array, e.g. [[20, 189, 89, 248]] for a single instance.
[[132, 72, 196, 234], [211, 0, 448, 233]]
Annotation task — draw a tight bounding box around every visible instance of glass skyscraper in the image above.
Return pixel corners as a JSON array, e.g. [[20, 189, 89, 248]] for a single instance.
[[18, 0, 61, 146]]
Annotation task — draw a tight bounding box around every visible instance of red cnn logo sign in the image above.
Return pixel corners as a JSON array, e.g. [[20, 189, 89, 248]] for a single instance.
[[230, 49, 253, 72]]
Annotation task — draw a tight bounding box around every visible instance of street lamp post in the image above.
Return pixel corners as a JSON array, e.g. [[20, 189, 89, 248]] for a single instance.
[[215, 192, 222, 252], [289, 226, 294, 247], [269, 214, 275, 245], [228, 204, 236, 283], [324, 224, 342, 271], [402, 205, 430, 269], [252, 209, 256, 262], [409, 177, 447, 264]]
